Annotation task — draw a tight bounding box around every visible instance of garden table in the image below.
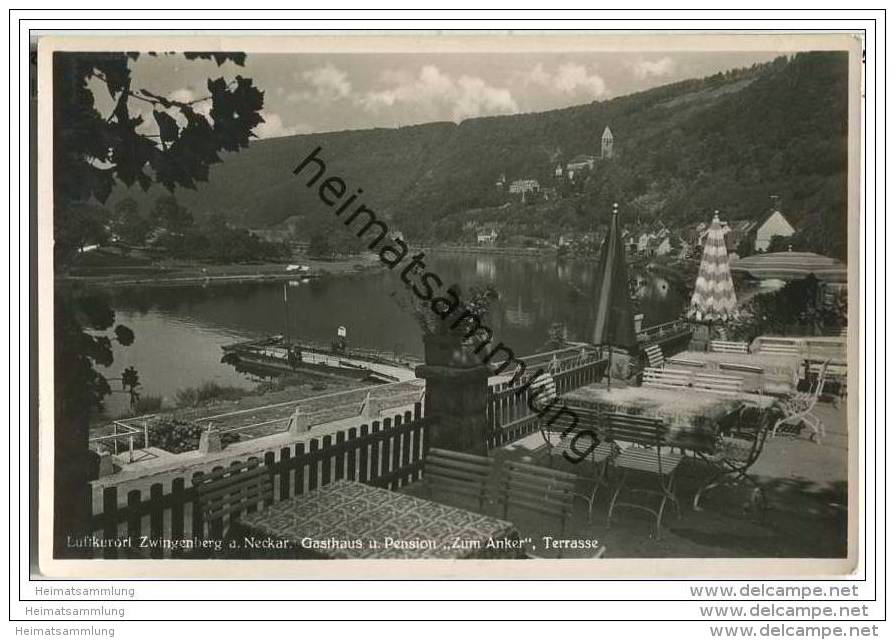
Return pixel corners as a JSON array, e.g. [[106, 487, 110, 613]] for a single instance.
[[227, 480, 521, 559], [561, 384, 777, 515], [665, 350, 802, 395], [561, 384, 775, 453]]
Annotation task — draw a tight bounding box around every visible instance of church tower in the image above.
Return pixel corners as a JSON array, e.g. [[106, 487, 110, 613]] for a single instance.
[[601, 126, 614, 159]]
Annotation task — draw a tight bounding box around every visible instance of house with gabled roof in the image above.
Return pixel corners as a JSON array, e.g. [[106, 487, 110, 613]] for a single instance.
[[752, 208, 795, 251]]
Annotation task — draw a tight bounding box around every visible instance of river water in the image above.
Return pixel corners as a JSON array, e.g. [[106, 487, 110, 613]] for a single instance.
[[103, 253, 687, 411]]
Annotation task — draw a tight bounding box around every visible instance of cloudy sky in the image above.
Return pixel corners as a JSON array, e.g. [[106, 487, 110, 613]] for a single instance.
[[118, 50, 784, 138]]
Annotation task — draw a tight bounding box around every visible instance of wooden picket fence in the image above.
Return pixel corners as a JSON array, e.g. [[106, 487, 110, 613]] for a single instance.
[[86, 352, 608, 559], [87, 404, 428, 559]]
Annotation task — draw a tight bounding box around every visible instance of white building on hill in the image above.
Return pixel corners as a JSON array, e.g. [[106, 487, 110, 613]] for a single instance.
[[753, 208, 796, 252], [477, 229, 499, 244], [508, 179, 540, 195]]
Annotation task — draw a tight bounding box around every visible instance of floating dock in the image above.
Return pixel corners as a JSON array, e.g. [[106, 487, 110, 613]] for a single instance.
[[221, 336, 419, 383]]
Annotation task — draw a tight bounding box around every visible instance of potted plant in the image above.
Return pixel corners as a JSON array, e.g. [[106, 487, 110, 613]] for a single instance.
[[392, 283, 499, 368]]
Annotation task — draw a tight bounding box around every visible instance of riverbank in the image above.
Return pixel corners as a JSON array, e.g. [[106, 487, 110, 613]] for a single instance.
[[422, 244, 556, 258], [57, 249, 384, 287]]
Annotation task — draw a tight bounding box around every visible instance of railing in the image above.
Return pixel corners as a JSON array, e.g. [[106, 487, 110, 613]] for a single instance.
[[92, 380, 425, 450], [225, 336, 420, 369], [489, 345, 603, 384], [485, 353, 607, 448], [87, 403, 428, 559], [200, 379, 425, 439], [88, 416, 153, 463], [636, 319, 692, 344]]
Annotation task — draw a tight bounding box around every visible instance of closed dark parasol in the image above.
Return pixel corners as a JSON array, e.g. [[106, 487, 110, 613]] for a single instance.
[[592, 203, 637, 387]]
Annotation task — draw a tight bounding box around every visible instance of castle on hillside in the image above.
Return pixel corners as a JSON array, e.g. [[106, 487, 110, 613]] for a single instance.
[[559, 125, 615, 180], [498, 125, 616, 197]]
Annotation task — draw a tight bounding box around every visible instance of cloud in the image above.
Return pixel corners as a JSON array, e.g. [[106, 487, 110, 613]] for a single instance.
[[554, 63, 609, 97], [361, 65, 518, 121], [254, 111, 313, 139], [630, 57, 676, 79], [288, 64, 353, 102], [522, 63, 609, 99]]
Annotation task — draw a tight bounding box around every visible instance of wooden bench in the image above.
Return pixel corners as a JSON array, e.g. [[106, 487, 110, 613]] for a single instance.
[[498, 460, 577, 538], [759, 343, 800, 356], [692, 372, 745, 395], [423, 448, 496, 511], [667, 357, 707, 369], [643, 344, 665, 368], [642, 367, 692, 390], [755, 338, 800, 356], [718, 361, 764, 375], [709, 340, 749, 354], [195, 458, 273, 540], [602, 412, 682, 540]]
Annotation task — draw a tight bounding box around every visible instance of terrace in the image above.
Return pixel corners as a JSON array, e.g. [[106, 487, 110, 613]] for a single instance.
[[82, 339, 848, 560]]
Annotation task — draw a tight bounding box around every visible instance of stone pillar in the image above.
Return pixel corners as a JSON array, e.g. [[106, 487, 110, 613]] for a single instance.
[[690, 322, 711, 352], [415, 362, 491, 456], [605, 347, 635, 384], [286, 407, 312, 435], [96, 452, 115, 477], [87, 448, 116, 478], [199, 425, 222, 455], [359, 392, 384, 419]]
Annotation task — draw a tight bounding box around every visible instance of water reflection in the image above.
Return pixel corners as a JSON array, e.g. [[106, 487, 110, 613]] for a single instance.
[[475, 256, 497, 279], [101, 253, 687, 403]]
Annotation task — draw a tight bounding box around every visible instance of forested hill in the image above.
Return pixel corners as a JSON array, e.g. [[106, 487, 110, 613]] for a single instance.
[[115, 52, 849, 258]]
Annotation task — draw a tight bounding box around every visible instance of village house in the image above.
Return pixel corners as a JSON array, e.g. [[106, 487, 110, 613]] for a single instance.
[[555, 125, 616, 180], [477, 229, 499, 244], [752, 207, 796, 251], [637, 231, 652, 253], [566, 154, 597, 173], [540, 186, 558, 201], [674, 236, 697, 260], [654, 235, 673, 256], [716, 219, 757, 259], [694, 200, 796, 255], [508, 178, 540, 195]]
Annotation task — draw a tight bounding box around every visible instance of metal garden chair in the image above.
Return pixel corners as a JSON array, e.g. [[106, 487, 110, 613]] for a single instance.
[[604, 412, 683, 540], [772, 360, 829, 442], [692, 404, 773, 516]]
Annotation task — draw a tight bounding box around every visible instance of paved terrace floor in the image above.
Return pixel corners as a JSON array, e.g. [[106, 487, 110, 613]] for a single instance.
[[404, 401, 849, 559]]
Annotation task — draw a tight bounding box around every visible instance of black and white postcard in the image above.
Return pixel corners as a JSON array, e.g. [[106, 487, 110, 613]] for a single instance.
[[36, 32, 863, 579]]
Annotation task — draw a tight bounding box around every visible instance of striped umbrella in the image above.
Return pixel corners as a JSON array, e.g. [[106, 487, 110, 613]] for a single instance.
[[689, 213, 737, 321]]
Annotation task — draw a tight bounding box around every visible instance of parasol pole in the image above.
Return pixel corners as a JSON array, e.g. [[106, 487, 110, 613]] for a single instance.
[[606, 340, 612, 390], [283, 282, 290, 346], [606, 202, 618, 390], [606, 307, 613, 390]]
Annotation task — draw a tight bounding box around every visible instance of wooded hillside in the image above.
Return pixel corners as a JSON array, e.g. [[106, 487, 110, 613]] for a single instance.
[[115, 52, 850, 258]]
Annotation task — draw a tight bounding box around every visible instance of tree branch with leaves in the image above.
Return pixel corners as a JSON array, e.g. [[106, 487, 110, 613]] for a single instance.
[[52, 51, 265, 556]]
